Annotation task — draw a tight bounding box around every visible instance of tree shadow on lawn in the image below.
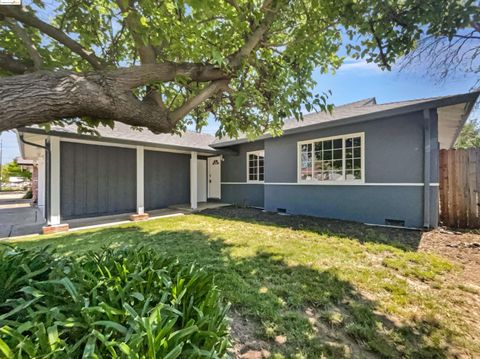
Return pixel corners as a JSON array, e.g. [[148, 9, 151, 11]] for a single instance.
[[200, 207, 424, 251], [11, 225, 454, 358]]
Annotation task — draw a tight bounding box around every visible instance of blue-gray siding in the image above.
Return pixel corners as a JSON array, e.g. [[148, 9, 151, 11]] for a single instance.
[[221, 110, 440, 227], [221, 141, 265, 207], [60, 142, 136, 219], [144, 150, 190, 210], [222, 184, 264, 208]]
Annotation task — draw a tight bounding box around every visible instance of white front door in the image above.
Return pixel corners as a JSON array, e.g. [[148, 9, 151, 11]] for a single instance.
[[197, 159, 207, 202], [208, 156, 221, 199]]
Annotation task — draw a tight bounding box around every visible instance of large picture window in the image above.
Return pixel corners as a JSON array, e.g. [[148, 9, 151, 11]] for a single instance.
[[298, 133, 364, 182], [247, 150, 264, 182]]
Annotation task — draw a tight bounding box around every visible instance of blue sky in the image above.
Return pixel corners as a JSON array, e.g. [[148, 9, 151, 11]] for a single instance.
[[0, 58, 477, 164]]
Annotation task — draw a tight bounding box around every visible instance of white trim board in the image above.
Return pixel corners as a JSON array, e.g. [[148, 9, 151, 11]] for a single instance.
[[221, 182, 265, 185], [221, 182, 439, 186]]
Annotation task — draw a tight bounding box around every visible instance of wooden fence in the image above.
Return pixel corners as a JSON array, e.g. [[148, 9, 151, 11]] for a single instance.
[[439, 149, 480, 228]]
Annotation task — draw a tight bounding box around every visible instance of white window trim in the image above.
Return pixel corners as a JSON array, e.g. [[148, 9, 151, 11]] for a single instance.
[[246, 150, 265, 183], [297, 132, 365, 184]]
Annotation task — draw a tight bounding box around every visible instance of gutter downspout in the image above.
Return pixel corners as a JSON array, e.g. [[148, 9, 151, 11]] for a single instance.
[[18, 133, 51, 225], [423, 109, 431, 228]]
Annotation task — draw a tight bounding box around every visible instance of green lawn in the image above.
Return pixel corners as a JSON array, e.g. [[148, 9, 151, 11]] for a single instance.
[[7, 208, 479, 358]]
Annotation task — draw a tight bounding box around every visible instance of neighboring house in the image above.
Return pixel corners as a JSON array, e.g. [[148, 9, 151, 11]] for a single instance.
[[17, 91, 478, 230]]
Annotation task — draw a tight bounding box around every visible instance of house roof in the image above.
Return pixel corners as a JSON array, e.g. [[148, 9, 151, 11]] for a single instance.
[[19, 122, 218, 154], [211, 90, 479, 148]]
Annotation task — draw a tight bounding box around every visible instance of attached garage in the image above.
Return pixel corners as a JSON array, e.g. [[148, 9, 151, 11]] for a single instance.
[[17, 122, 222, 228], [144, 150, 190, 210], [60, 142, 136, 219]]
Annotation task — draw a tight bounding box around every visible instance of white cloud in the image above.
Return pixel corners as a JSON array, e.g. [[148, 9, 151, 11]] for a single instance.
[[338, 58, 383, 73]]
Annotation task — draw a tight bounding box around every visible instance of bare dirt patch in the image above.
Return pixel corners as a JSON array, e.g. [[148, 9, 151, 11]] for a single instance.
[[419, 228, 480, 285]]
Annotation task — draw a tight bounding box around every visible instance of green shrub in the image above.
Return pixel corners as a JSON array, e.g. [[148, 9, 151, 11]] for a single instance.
[[22, 190, 33, 199], [0, 246, 230, 358]]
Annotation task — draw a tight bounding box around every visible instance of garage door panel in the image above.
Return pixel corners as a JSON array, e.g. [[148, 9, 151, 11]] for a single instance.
[[144, 151, 190, 210], [60, 142, 136, 219]]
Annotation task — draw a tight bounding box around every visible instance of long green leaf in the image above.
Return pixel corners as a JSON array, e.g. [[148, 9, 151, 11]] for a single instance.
[[82, 336, 96, 358], [0, 338, 13, 359], [93, 321, 127, 335]]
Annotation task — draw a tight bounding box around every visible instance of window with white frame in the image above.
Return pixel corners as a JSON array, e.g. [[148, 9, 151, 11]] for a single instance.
[[247, 150, 264, 182], [299, 133, 364, 182]]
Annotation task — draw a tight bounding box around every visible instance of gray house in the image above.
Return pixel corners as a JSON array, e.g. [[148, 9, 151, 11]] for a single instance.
[[17, 91, 478, 231]]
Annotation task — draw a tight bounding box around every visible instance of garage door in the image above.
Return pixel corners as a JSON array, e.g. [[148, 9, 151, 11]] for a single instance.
[[144, 150, 190, 210], [60, 142, 136, 219]]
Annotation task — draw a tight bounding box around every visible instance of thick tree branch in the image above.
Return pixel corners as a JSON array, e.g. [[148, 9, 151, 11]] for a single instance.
[[0, 51, 32, 74], [111, 62, 227, 88], [229, 0, 279, 68], [0, 63, 229, 132], [170, 80, 229, 122], [5, 18, 43, 70], [0, 5, 103, 69], [116, 0, 156, 64], [115, 0, 167, 110]]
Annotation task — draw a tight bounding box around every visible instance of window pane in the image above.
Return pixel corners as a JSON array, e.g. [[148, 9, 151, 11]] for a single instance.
[[333, 160, 342, 170], [315, 151, 322, 161], [353, 137, 361, 147], [331, 171, 343, 180], [300, 144, 312, 180], [301, 144, 310, 152], [314, 142, 322, 152], [333, 149, 342, 160], [333, 139, 342, 149], [346, 159, 353, 169], [323, 140, 332, 150], [345, 138, 353, 147], [345, 148, 353, 158], [354, 159, 361, 169], [353, 147, 361, 158], [353, 170, 361, 179], [345, 170, 354, 180], [324, 150, 332, 160]]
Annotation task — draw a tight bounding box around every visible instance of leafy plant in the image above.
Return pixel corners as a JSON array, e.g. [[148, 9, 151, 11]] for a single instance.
[[0, 246, 230, 358]]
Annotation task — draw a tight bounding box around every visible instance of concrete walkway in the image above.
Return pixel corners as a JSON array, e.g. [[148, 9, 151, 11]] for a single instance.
[[0, 192, 46, 238], [1, 199, 231, 239]]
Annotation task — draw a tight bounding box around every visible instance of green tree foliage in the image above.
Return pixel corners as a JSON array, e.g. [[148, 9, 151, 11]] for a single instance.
[[1, 160, 31, 181], [0, 0, 477, 138], [455, 118, 480, 149]]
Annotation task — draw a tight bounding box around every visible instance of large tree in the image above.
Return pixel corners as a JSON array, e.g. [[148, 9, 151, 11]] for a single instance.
[[0, 0, 477, 138]]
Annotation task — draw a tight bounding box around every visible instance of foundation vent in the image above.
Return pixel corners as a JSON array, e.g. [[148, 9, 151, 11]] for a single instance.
[[384, 218, 405, 227]]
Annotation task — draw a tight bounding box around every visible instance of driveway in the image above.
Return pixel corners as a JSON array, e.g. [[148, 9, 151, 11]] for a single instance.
[[0, 192, 45, 238]]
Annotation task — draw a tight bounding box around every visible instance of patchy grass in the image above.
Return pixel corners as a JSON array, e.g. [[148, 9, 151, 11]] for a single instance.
[[6, 208, 480, 358]]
